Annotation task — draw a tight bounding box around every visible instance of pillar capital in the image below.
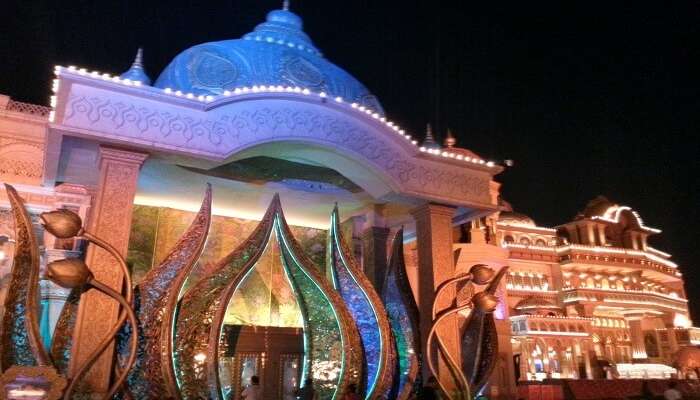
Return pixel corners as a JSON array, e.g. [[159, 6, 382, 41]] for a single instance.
[[410, 202, 456, 220], [97, 145, 148, 167]]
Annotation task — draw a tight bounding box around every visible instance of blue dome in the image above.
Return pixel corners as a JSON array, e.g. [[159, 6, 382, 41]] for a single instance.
[[155, 8, 383, 114]]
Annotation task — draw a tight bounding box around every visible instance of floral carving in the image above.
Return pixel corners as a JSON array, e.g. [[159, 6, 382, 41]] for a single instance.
[[62, 94, 490, 201]]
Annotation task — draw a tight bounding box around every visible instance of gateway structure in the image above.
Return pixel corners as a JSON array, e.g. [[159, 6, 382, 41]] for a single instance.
[[0, 4, 694, 400]]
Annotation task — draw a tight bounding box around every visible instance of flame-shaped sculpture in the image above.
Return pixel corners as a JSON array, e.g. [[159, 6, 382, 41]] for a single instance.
[[50, 288, 81, 375], [122, 184, 212, 399], [326, 206, 395, 399], [173, 195, 362, 399], [381, 229, 421, 400], [0, 184, 50, 370]]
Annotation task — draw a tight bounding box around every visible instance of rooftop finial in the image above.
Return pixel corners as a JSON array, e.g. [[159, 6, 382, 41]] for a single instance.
[[282, 0, 290, 10], [444, 128, 457, 148], [119, 47, 151, 85], [423, 123, 440, 149], [132, 47, 144, 68]]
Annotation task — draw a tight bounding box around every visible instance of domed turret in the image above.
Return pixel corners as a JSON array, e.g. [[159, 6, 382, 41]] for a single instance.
[[498, 211, 536, 227], [155, 6, 383, 113], [579, 195, 615, 219]]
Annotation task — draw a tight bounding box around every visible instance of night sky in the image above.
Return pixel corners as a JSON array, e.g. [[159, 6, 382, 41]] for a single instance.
[[2, 2, 699, 320]]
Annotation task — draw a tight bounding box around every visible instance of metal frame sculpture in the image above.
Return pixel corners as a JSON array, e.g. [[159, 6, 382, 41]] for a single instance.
[[326, 206, 395, 399], [426, 264, 507, 400], [173, 195, 362, 399], [381, 229, 421, 400]]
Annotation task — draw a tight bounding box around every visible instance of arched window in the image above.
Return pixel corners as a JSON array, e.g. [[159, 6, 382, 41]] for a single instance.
[[586, 277, 595, 288], [520, 237, 531, 245], [535, 238, 546, 246], [504, 235, 515, 244]]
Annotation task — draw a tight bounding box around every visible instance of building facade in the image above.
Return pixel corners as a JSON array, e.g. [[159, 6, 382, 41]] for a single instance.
[[455, 197, 696, 386], [0, 4, 696, 399]]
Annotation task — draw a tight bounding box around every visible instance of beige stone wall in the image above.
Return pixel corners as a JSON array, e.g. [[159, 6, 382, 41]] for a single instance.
[[0, 95, 49, 185]]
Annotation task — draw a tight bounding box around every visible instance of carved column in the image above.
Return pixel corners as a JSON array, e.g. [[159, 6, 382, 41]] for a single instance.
[[69, 146, 147, 392], [410, 203, 457, 381], [582, 341, 593, 379], [628, 317, 647, 360], [361, 226, 390, 290]]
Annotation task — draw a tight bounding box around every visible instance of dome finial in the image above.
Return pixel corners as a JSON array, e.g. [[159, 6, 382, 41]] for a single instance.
[[444, 128, 457, 148], [119, 47, 151, 85], [133, 47, 144, 68], [423, 123, 440, 149], [282, 0, 290, 10]]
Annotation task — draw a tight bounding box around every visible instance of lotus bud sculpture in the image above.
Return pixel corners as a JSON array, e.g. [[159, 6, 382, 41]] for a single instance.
[[471, 292, 499, 313], [40, 210, 83, 239], [46, 259, 93, 289], [469, 264, 495, 285]]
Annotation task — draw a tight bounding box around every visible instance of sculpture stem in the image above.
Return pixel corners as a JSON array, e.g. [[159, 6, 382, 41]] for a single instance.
[[427, 303, 473, 400], [62, 231, 134, 399], [89, 280, 138, 400], [429, 273, 479, 400]]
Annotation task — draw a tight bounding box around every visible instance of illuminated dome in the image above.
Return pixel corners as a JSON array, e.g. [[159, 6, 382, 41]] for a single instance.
[[579, 195, 615, 218], [498, 211, 536, 227], [155, 7, 383, 114]]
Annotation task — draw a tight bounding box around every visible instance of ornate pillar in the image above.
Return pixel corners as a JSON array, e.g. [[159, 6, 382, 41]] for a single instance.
[[585, 224, 596, 245], [410, 203, 457, 381], [69, 146, 148, 392], [597, 225, 607, 246], [628, 317, 647, 359], [519, 340, 530, 380], [361, 226, 390, 291], [583, 342, 593, 379]]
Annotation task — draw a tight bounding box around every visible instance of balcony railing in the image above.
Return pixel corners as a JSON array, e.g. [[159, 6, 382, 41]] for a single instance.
[[561, 288, 688, 313], [503, 242, 679, 277]]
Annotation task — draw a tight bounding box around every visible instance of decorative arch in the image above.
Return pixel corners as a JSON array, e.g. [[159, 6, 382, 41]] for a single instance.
[[55, 75, 497, 207]]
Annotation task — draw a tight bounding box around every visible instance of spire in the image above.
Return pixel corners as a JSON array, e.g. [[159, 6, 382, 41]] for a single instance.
[[282, 0, 290, 10], [133, 47, 144, 68], [444, 128, 457, 148], [119, 47, 151, 85], [423, 124, 440, 149]]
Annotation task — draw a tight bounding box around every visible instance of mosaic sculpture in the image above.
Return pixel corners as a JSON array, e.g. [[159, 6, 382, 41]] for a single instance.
[[0, 182, 504, 400], [120, 184, 212, 399], [0, 184, 49, 370], [173, 195, 362, 399], [326, 206, 395, 399], [381, 229, 421, 400]]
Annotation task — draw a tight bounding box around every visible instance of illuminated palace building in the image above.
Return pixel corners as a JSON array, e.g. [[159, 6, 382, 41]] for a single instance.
[[0, 4, 696, 400]]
